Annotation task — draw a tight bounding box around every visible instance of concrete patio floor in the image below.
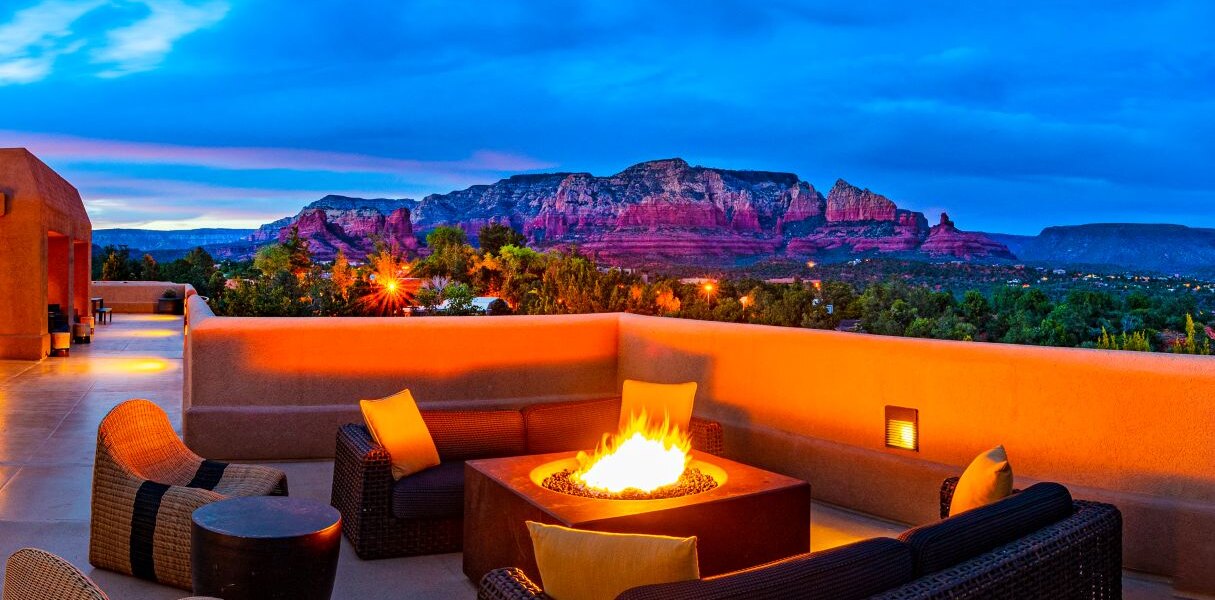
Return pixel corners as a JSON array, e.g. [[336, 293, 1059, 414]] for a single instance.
[[0, 314, 1175, 598]]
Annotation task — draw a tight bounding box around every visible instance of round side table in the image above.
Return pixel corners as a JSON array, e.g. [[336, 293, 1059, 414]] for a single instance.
[[191, 496, 342, 600]]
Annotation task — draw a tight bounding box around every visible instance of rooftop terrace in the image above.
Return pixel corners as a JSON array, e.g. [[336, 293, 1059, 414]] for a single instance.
[[1, 312, 1075, 599], [0, 309, 1197, 598]]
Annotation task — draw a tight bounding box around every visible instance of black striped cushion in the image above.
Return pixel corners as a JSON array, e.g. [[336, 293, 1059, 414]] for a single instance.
[[129, 481, 170, 580], [617, 537, 914, 600], [391, 461, 465, 519], [899, 482, 1074, 575], [187, 460, 228, 490]]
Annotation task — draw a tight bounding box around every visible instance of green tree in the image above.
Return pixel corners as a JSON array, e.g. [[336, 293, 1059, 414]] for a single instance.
[[478, 223, 527, 256], [1174, 314, 1212, 355], [139, 254, 159, 280], [99, 246, 137, 280], [441, 282, 476, 316], [330, 249, 354, 300], [283, 227, 312, 277], [160, 247, 221, 297], [253, 244, 291, 277], [422, 226, 472, 280]]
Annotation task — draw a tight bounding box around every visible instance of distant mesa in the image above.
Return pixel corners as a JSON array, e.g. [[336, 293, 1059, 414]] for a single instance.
[[205, 158, 1011, 265]]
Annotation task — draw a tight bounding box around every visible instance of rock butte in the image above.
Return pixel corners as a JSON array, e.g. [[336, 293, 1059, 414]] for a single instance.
[[231, 158, 1011, 264]]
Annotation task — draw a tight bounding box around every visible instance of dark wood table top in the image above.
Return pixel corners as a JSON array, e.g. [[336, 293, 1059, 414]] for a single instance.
[[192, 496, 340, 540]]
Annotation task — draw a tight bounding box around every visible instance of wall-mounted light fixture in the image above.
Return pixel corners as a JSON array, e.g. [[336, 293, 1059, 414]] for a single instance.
[[885, 405, 919, 451]]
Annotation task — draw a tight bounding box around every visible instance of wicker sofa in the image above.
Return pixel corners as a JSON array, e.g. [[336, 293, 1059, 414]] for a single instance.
[[479, 479, 1122, 600], [331, 397, 724, 560]]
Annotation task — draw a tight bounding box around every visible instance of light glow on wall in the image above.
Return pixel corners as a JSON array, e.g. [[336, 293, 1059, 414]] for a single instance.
[[885, 406, 919, 451]]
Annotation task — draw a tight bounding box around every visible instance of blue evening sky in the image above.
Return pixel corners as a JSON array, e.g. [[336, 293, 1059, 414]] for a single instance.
[[1, 0, 1212, 232]]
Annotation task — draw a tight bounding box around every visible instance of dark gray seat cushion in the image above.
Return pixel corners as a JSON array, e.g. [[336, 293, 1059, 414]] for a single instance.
[[617, 537, 914, 600], [899, 481, 1074, 575], [391, 461, 465, 520]]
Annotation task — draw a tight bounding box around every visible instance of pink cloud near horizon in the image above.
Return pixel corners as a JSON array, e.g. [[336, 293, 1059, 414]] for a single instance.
[[0, 130, 556, 175]]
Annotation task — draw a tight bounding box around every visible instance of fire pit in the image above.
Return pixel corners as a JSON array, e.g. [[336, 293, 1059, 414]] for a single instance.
[[462, 451, 811, 585], [539, 411, 720, 501]]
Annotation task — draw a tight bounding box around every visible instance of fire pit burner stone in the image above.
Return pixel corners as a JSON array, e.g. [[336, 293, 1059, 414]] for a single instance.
[[542, 467, 718, 500]]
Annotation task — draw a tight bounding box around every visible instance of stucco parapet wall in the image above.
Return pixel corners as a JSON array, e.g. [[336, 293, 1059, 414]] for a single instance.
[[90, 281, 196, 313], [182, 303, 1215, 594]]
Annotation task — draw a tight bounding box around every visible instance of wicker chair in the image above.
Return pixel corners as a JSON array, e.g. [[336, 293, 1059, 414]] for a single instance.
[[89, 400, 288, 590], [3, 548, 218, 600], [333, 398, 724, 560]]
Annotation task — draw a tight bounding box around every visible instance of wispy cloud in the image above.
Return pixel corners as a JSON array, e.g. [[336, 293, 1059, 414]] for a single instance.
[[0, 0, 103, 84], [92, 0, 229, 77], [0, 130, 555, 176], [0, 0, 227, 84]]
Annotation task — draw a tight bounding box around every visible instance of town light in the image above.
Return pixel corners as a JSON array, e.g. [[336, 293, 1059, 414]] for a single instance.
[[885, 406, 919, 451]]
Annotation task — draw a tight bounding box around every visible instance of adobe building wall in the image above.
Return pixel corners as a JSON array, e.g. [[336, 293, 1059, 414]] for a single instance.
[[0, 149, 91, 359]]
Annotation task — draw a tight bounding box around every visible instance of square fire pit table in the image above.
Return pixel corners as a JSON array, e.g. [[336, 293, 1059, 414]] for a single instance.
[[463, 451, 811, 584]]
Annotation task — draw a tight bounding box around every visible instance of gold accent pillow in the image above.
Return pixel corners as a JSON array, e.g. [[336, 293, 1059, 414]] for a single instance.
[[949, 445, 1013, 516], [360, 389, 440, 480], [619, 380, 697, 432], [527, 521, 699, 600]]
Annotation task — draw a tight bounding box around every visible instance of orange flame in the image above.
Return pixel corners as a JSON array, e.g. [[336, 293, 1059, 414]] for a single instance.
[[572, 409, 691, 494]]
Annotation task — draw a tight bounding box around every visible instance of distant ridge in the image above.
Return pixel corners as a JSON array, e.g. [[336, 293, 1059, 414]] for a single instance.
[[989, 223, 1215, 275], [93, 227, 254, 251]]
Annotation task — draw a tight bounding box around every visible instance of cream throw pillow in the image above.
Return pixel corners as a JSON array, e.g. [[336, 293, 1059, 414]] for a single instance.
[[360, 389, 441, 480], [949, 445, 1013, 516], [619, 380, 697, 432], [527, 521, 699, 600]]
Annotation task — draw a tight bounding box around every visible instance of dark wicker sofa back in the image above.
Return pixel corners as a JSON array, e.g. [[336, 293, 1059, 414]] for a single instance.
[[420, 409, 526, 461], [899, 482, 1074, 576], [614, 537, 914, 600]]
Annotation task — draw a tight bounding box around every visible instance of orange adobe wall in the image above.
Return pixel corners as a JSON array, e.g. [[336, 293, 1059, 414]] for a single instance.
[[0, 149, 92, 359], [183, 296, 620, 459], [90, 281, 196, 313], [616, 313, 1215, 595]]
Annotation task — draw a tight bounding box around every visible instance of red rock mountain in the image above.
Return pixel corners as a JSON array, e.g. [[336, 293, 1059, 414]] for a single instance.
[[248, 196, 419, 260], [921, 213, 1016, 260], [247, 159, 1012, 264]]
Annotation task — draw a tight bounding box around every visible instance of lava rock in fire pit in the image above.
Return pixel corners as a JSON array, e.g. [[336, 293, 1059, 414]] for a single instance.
[[542, 467, 719, 500]]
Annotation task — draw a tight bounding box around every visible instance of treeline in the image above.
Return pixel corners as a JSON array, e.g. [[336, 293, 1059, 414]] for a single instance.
[[94, 224, 1213, 354], [854, 281, 1209, 354], [93, 245, 225, 297]]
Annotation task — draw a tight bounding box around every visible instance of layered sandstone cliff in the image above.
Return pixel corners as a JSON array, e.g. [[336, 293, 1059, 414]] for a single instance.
[[246, 159, 1012, 264]]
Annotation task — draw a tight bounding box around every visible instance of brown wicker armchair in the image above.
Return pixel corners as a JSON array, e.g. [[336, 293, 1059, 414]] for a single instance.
[[4, 548, 219, 600], [332, 397, 725, 560], [89, 400, 288, 590]]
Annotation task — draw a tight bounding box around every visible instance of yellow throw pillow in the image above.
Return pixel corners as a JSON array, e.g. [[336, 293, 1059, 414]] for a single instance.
[[360, 389, 441, 480], [527, 521, 699, 600], [949, 445, 1013, 516], [619, 380, 697, 432]]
